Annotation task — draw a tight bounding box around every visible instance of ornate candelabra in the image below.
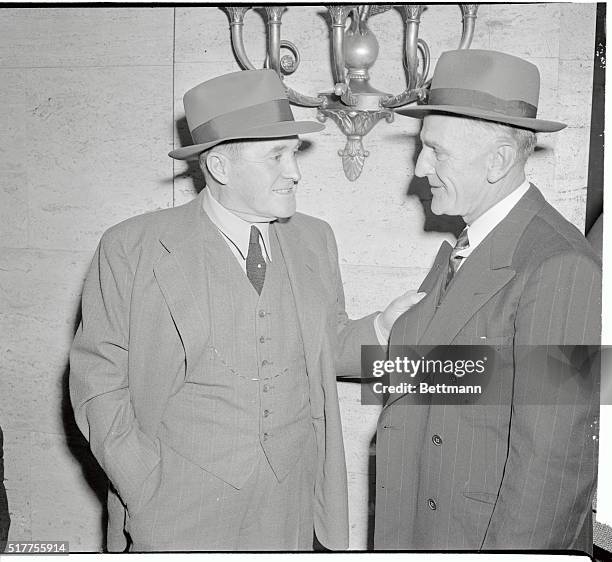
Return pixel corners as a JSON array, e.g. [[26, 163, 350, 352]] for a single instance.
[[225, 5, 479, 181]]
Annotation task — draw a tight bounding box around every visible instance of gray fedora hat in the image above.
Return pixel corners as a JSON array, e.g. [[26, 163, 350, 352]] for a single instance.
[[398, 49, 566, 132], [169, 69, 324, 160]]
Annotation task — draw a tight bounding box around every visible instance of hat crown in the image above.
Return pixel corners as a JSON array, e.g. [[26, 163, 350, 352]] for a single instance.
[[395, 49, 565, 133], [169, 69, 324, 160], [431, 49, 540, 106], [183, 69, 288, 132]]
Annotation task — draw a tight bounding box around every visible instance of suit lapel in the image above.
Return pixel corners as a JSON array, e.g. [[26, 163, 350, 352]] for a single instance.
[[419, 239, 515, 344], [274, 219, 327, 366], [415, 241, 452, 339], [153, 191, 221, 370]]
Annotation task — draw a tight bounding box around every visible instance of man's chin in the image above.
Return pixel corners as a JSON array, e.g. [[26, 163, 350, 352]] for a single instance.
[[430, 197, 446, 216], [274, 204, 297, 219]]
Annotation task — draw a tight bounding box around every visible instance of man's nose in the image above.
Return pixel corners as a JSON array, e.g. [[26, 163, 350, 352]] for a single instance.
[[283, 156, 301, 183], [414, 149, 432, 178]]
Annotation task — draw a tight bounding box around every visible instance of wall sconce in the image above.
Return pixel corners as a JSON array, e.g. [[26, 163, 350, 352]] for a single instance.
[[225, 5, 479, 181]]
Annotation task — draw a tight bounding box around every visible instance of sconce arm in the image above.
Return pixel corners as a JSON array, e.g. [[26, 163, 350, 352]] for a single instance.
[[458, 4, 479, 49], [327, 6, 355, 89], [400, 5, 424, 91], [285, 86, 326, 108], [265, 7, 287, 73], [225, 7, 257, 70], [381, 39, 430, 109]]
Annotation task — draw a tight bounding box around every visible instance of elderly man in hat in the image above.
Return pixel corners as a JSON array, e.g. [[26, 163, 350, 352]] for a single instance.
[[69, 69, 419, 552], [375, 50, 601, 552]]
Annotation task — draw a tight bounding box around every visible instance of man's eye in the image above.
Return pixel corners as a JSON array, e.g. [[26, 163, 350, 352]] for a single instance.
[[435, 150, 448, 161]]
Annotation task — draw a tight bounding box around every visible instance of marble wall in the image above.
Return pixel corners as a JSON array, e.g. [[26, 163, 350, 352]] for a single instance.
[[0, 5, 597, 550]]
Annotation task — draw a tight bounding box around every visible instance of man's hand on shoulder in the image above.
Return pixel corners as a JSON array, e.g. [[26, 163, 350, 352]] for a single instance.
[[375, 291, 427, 344]]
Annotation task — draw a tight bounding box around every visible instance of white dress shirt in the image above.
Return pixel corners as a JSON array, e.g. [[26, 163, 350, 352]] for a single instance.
[[456, 180, 530, 269], [202, 189, 272, 273]]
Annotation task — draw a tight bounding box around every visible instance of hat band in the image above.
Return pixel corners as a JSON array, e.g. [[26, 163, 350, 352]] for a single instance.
[[428, 88, 538, 119], [191, 99, 294, 145]]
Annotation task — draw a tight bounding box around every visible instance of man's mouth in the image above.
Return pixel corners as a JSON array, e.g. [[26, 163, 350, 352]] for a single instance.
[[273, 187, 295, 195]]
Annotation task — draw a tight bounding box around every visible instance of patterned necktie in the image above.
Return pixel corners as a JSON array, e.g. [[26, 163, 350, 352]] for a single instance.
[[443, 227, 470, 293], [246, 225, 266, 294]]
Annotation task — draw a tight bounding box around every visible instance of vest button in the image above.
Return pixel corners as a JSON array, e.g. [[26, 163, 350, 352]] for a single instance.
[[263, 432, 270, 441], [261, 359, 269, 367], [428, 498, 437, 510], [263, 409, 270, 417], [432, 434, 442, 446], [259, 336, 266, 344], [258, 310, 266, 318]]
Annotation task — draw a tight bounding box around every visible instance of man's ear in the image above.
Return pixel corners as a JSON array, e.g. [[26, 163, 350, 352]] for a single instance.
[[487, 141, 517, 183], [206, 150, 232, 185]]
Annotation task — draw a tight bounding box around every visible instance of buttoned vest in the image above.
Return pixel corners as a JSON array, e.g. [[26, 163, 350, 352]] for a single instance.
[[159, 225, 313, 489]]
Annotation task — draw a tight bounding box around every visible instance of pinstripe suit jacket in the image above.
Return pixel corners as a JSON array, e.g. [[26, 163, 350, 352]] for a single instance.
[[69, 189, 377, 551], [376, 185, 601, 552]]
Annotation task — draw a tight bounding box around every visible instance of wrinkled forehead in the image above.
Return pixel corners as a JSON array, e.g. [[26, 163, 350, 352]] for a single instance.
[[420, 114, 481, 145], [242, 136, 301, 154]]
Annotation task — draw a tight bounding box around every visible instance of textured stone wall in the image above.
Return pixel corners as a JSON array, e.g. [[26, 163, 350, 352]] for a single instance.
[[0, 5, 597, 550]]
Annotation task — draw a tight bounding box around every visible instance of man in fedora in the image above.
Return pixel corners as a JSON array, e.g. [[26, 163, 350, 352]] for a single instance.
[[374, 50, 601, 552], [70, 69, 420, 551]]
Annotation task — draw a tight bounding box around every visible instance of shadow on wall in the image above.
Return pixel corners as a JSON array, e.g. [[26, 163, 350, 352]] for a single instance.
[[62, 306, 109, 551], [175, 115, 206, 194]]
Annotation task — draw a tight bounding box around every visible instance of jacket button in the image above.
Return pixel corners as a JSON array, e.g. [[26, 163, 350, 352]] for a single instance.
[[259, 336, 266, 343], [428, 498, 437, 510], [258, 310, 266, 318], [263, 409, 270, 417], [432, 434, 442, 446], [261, 359, 269, 367], [263, 432, 270, 441]]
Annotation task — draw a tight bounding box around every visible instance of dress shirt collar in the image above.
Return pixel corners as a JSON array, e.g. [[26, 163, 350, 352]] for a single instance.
[[460, 180, 530, 256], [202, 188, 272, 261]]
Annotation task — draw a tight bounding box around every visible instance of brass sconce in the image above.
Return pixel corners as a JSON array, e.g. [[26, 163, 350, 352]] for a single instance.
[[225, 5, 479, 181]]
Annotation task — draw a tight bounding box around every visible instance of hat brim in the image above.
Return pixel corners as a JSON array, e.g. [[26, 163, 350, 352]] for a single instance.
[[169, 120, 325, 160], [396, 104, 566, 133]]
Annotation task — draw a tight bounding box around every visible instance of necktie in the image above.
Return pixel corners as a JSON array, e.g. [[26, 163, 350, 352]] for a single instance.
[[442, 227, 470, 294], [246, 225, 266, 294]]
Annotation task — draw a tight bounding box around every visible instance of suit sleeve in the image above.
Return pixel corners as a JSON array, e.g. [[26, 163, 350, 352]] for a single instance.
[[481, 251, 601, 550], [321, 223, 380, 377], [69, 231, 160, 513]]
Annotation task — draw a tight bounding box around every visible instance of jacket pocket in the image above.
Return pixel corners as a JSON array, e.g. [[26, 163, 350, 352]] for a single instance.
[[126, 454, 162, 518], [462, 489, 498, 505]]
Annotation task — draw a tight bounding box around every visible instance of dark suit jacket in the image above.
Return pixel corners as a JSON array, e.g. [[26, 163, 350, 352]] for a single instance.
[[376, 185, 601, 552], [69, 189, 377, 551], [0, 427, 9, 552]]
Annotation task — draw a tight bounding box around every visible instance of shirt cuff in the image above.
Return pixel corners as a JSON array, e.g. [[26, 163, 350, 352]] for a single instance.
[[374, 313, 390, 345]]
